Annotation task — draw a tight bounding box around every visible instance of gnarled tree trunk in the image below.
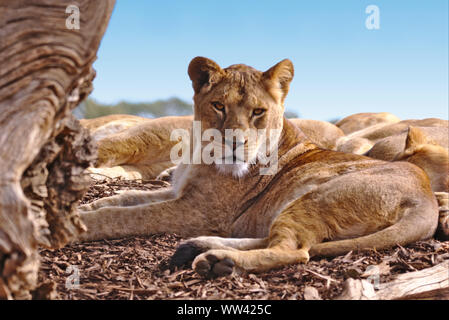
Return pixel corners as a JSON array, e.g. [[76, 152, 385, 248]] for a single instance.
[[0, 0, 115, 299]]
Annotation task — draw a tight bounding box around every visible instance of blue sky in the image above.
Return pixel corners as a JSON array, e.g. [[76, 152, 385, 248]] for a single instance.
[[91, 0, 448, 121]]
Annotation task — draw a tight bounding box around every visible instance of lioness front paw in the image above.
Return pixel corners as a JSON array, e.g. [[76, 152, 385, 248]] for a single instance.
[[169, 241, 207, 270], [156, 166, 177, 182], [192, 251, 235, 279]]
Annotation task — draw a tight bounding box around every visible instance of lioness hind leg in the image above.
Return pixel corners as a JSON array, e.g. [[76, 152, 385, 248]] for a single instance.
[[309, 197, 438, 258], [170, 237, 268, 269], [191, 200, 317, 277], [435, 192, 449, 240], [191, 225, 311, 277]]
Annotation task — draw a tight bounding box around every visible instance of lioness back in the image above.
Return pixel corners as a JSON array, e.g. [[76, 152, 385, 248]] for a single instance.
[[336, 112, 400, 134]]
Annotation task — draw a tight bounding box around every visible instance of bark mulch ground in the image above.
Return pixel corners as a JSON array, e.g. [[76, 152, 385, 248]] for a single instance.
[[38, 178, 449, 300]]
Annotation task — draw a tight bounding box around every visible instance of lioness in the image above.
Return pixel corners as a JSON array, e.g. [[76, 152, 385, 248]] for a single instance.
[[78, 57, 438, 277], [336, 118, 448, 155], [79, 114, 147, 138], [85, 115, 193, 180], [337, 124, 449, 193]]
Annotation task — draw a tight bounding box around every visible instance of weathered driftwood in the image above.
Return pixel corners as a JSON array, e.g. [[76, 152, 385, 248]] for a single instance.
[[0, 0, 115, 299], [336, 260, 449, 300], [397, 287, 449, 300]]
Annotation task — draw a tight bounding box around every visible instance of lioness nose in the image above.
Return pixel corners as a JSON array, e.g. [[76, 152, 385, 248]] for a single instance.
[[224, 137, 248, 151]]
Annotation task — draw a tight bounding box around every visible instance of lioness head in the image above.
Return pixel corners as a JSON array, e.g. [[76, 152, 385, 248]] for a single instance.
[[188, 57, 294, 177]]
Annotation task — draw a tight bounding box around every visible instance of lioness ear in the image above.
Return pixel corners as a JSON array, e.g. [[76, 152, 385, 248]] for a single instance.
[[188, 57, 224, 94], [263, 59, 294, 104], [405, 126, 428, 151]]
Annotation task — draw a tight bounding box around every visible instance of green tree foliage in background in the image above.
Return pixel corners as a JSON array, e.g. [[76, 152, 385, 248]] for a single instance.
[[73, 97, 194, 119], [74, 97, 299, 119], [284, 111, 299, 119]]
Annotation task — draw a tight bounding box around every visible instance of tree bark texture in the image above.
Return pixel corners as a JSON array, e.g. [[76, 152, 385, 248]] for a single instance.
[[0, 0, 115, 299]]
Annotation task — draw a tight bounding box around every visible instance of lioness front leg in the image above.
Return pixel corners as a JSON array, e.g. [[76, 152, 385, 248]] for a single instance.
[[156, 166, 178, 182], [77, 195, 213, 242], [192, 246, 310, 278], [78, 188, 177, 211]]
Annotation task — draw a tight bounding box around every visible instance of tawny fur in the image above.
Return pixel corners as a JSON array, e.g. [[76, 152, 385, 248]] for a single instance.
[[393, 126, 449, 193], [79, 114, 146, 131], [366, 126, 448, 161], [342, 125, 449, 240], [288, 118, 344, 150], [83, 115, 193, 180], [354, 126, 449, 193], [77, 57, 438, 276], [336, 118, 448, 155], [335, 112, 401, 135]]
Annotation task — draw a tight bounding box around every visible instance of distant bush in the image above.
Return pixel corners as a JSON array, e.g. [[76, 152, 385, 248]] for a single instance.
[[74, 97, 299, 119], [284, 111, 299, 119], [73, 97, 193, 119]]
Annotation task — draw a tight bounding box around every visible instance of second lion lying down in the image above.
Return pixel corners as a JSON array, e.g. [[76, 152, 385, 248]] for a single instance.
[[78, 57, 438, 277]]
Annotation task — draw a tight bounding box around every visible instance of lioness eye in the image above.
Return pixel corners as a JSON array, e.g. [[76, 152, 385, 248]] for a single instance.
[[211, 101, 225, 112], [252, 108, 265, 116]]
